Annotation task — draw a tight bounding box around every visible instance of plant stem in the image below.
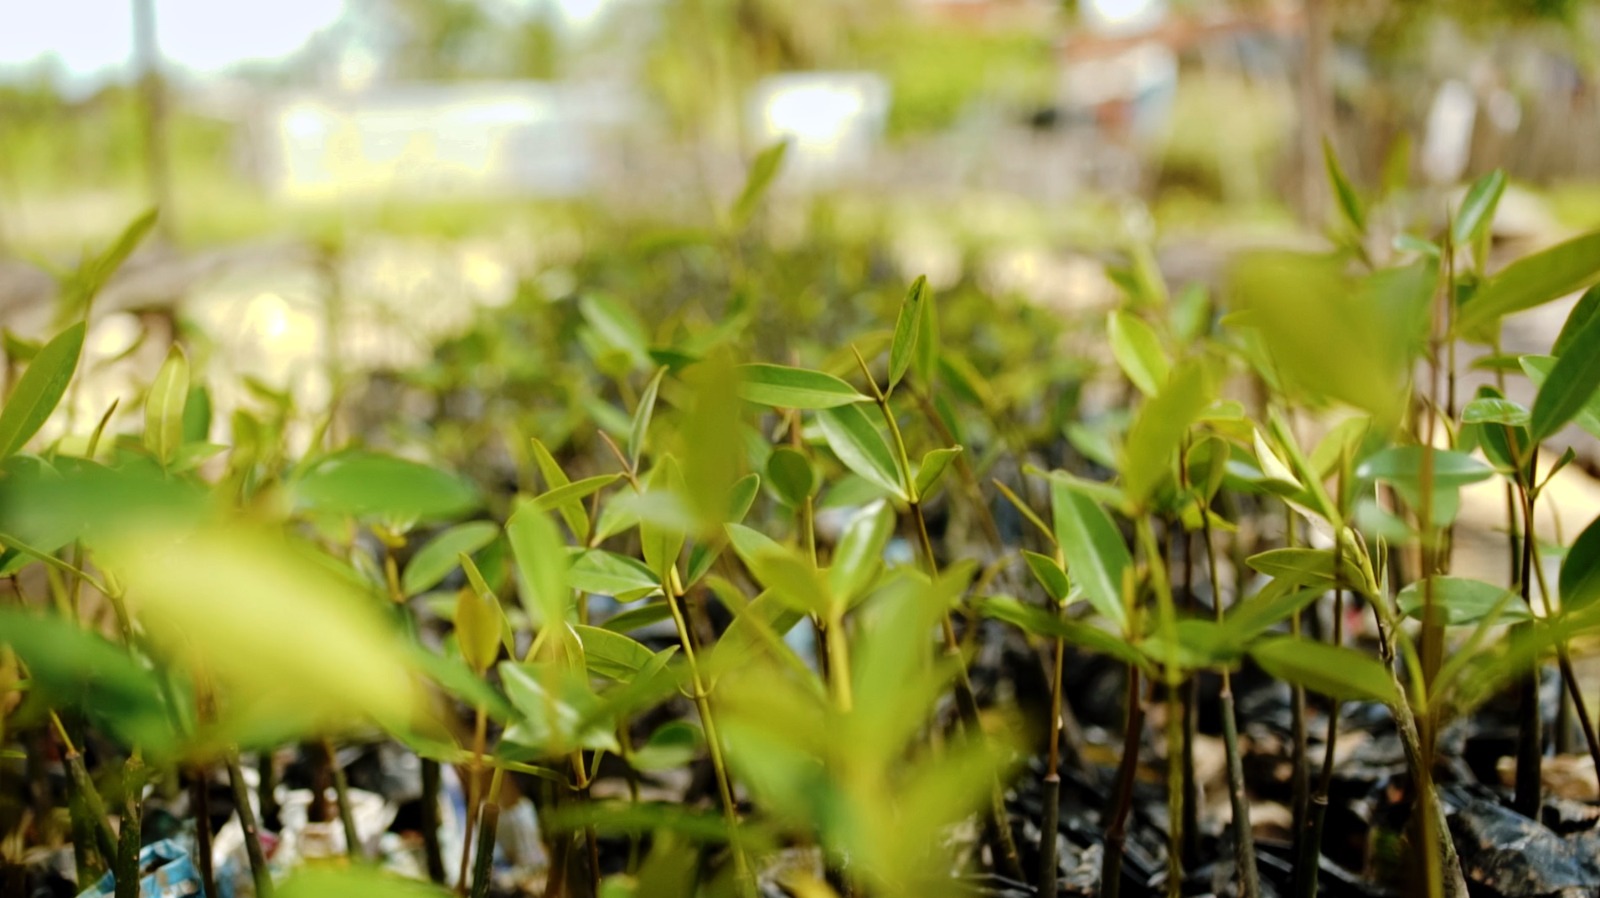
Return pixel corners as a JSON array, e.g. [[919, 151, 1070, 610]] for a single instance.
[[854, 345, 1023, 881], [1202, 509, 1259, 898], [665, 576, 753, 896], [1296, 590, 1343, 898], [258, 750, 280, 833], [190, 767, 219, 898], [469, 767, 506, 898], [1101, 667, 1145, 898], [1038, 631, 1065, 898], [459, 705, 488, 894], [421, 759, 448, 884], [225, 747, 273, 898], [1133, 517, 1183, 898], [1513, 463, 1541, 818], [1178, 527, 1199, 873], [54, 714, 119, 868], [323, 738, 363, 860], [114, 754, 144, 898]]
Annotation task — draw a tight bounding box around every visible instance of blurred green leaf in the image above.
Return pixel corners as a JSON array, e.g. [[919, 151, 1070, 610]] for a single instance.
[[1324, 138, 1366, 236], [766, 447, 816, 507], [529, 437, 589, 544], [507, 500, 571, 631], [402, 521, 499, 596], [0, 608, 178, 751], [731, 139, 788, 227], [1107, 310, 1169, 396], [142, 344, 188, 467], [1452, 169, 1506, 248], [0, 322, 84, 459], [976, 596, 1143, 669], [1122, 358, 1211, 506], [628, 366, 666, 470], [278, 864, 453, 898], [292, 451, 479, 522], [738, 364, 868, 409], [827, 500, 895, 603], [1022, 551, 1071, 603], [630, 721, 703, 772]]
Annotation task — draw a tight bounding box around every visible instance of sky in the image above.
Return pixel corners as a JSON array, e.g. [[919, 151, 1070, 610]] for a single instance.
[[0, 0, 620, 94], [0, 0, 348, 91]]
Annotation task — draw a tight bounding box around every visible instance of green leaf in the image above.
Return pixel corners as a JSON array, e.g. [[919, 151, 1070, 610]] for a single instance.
[[575, 625, 656, 681], [1230, 253, 1431, 425], [828, 500, 895, 603], [888, 275, 929, 393], [817, 404, 907, 500], [507, 500, 571, 631], [1461, 397, 1530, 427], [1051, 479, 1131, 633], [292, 452, 480, 522], [731, 139, 788, 227], [976, 596, 1144, 669], [569, 550, 659, 602], [745, 543, 834, 619], [454, 572, 504, 674], [143, 344, 188, 466], [737, 364, 868, 409], [1251, 636, 1398, 705], [1107, 310, 1170, 396], [639, 459, 687, 582], [630, 721, 703, 772], [1246, 548, 1370, 595], [1221, 584, 1324, 644], [726, 472, 761, 524], [278, 865, 453, 898], [766, 447, 815, 507], [1324, 138, 1366, 235], [532, 474, 623, 513], [1560, 513, 1600, 613], [914, 446, 962, 499], [1531, 305, 1600, 440], [0, 322, 85, 459], [628, 366, 666, 470], [1457, 229, 1600, 336], [1554, 286, 1600, 358], [1452, 169, 1507, 247], [600, 602, 674, 633], [402, 521, 500, 596], [530, 437, 589, 544], [1122, 359, 1211, 506], [579, 293, 651, 370], [1356, 446, 1494, 524], [0, 608, 177, 751], [1396, 576, 1529, 626], [499, 660, 619, 755], [1022, 551, 1071, 603]]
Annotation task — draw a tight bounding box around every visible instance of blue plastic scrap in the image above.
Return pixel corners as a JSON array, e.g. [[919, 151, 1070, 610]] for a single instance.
[[76, 839, 205, 898]]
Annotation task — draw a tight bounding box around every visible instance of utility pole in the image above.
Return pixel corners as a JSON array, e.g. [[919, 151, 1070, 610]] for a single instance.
[[132, 0, 174, 239]]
